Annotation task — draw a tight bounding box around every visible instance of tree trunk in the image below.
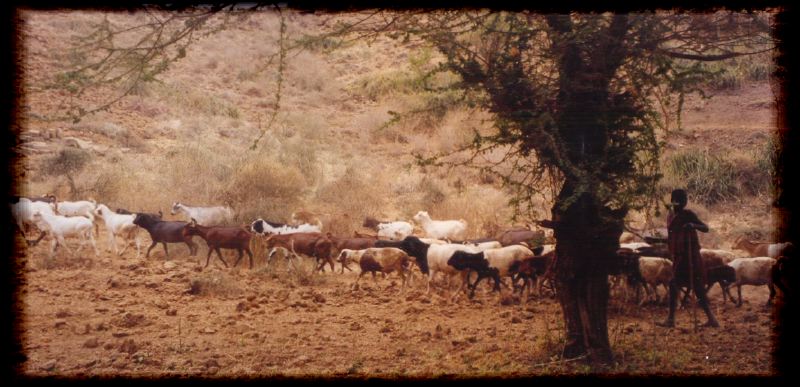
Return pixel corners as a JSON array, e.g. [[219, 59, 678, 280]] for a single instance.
[[548, 183, 625, 365]]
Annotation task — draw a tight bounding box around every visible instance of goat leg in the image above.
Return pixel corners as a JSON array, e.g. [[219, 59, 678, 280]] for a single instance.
[[216, 248, 229, 267], [204, 248, 214, 268], [145, 241, 158, 258]]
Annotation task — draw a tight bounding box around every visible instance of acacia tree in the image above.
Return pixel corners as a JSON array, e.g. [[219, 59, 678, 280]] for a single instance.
[[327, 11, 772, 364], [34, 8, 774, 365]]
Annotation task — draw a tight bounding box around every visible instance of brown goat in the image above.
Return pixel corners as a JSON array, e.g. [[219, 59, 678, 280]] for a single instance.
[[495, 228, 545, 247], [264, 232, 334, 273], [182, 218, 254, 269], [734, 236, 792, 258], [328, 235, 377, 272]]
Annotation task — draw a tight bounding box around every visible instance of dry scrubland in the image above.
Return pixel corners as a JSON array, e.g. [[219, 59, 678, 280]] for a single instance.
[[14, 11, 781, 376]]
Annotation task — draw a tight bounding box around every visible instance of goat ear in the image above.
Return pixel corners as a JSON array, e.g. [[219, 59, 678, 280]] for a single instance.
[[158, 210, 163, 217]]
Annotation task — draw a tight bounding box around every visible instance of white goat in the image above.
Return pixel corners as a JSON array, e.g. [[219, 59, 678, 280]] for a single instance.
[[424, 242, 499, 297], [725, 257, 777, 306], [250, 218, 321, 235], [31, 211, 99, 258], [94, 204, 141, 258], [55, 199, 98, 235], [413, 211, 468, 241], [377, 221, 414, 241], [632, 257, 674, 305], [10, 198, 56, 239], [171, 202, 234, 226]]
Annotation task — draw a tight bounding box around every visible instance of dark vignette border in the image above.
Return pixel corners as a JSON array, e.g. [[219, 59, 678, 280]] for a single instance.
[[1, 0, 797, 384]]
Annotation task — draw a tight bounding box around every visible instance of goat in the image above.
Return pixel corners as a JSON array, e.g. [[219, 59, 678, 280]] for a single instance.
[[182, 218, 254, 269], [171, 202, 234, 226], [250, 218, 321, 235], [94, 204, 141, 258], [772, 256, 793, 300], [733, 236, 792, 258], [413, 211, 468, 241], [31, 211, 99, 259], [329, 237, 377, 273], [509, 254, 552, 300], [725, 257, 777, 307], [447, 250, 501, 299], [10, 197, 55, 243], [55, 198, 98, 235], [625, 257, 673, 305], [700, 248, 738, 264], [264, 232, 333, 273], [338, 248, 411, 291], [376, 221, 415, 241], [28, 193, 57, 203], [133, 213, 198, 258], [495, 228, 545, 247], [362, 216, 392, 230]]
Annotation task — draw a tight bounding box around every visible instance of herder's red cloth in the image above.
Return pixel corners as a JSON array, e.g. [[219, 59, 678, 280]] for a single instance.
[[667, 209, 707, 286]]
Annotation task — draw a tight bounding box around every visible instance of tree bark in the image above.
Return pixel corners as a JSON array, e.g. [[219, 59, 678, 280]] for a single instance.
[[548, 183, 624, 365]]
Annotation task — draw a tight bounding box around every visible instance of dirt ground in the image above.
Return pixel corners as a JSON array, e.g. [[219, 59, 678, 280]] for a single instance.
[[13, 231, 779, 378]]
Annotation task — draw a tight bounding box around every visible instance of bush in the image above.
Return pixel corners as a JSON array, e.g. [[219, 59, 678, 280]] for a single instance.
[[43, 147, 91, 176]]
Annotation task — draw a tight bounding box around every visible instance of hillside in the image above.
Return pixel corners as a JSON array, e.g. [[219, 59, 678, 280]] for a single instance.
[[12, 10, 782, 377], [16, 10, 778, 247]]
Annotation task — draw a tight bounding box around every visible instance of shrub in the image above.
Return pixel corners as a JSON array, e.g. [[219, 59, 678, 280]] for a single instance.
[[43, 147, 91, 176]]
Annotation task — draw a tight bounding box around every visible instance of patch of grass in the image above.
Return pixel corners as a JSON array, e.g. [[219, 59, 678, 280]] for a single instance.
[[314, 164, 386, 235], [702, 52, 774, 91], [662, 148, 738, 205], [188, 272, 242, 297]]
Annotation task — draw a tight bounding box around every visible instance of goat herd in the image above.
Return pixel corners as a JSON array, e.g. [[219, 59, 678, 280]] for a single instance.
[[9, 194, 795, 307]]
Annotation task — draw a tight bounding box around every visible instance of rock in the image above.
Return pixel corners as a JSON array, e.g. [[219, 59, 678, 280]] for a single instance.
[[236, 302, 250, 313], [118, 313, 145, 328], [163, 261, 177, 270], [83, 338, 100, 348], [166, 309, 177, 316], [119, 338, 138, 354], [201, 327, 217, 334], [511, 316, 522, 324], [112, 331, 130, 338], [349, 322, 363, 331], [41, 360, 57, 371], [205, 359, 220, 368], [83, 359, 97, 368], [54, 320, 67, 328], [103, 343, 115, 350], [63, 136, 93, 150], [55, 310, 70, 318], [313, 293, 326, 304]]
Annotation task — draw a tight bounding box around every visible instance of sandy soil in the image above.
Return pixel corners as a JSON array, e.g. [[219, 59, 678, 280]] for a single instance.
[[14, 231, 778, 378]]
